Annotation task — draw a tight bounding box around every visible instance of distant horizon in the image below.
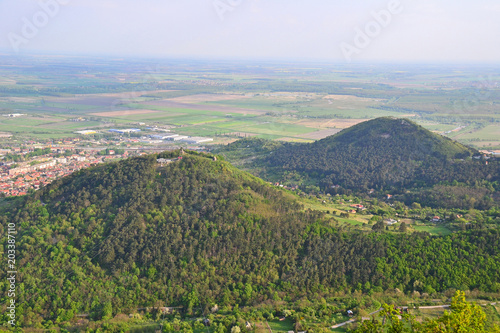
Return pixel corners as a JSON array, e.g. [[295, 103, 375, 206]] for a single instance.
[[2, 48, 500, 68], [1, 1, 500, 64]]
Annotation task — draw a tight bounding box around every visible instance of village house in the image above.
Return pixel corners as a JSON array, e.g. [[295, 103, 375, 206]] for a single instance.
[[385, 218, 399, 226], [350, 204, 366, 210]]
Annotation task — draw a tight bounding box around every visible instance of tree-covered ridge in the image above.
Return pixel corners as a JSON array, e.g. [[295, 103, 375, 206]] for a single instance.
[[260, 117, 500, 205], [267, 117, 489, 189], [0, 150, 499, 329], [1, 151, 326, 325], [316, 117, 475, 159]]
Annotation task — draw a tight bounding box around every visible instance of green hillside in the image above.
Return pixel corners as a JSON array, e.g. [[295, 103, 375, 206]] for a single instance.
[[317, 117, 475, 159], [265, 118, 497, 195], [1, 150, 500, 330]]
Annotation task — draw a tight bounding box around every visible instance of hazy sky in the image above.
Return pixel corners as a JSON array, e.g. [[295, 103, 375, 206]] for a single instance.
[[1, 0, 499, 63]]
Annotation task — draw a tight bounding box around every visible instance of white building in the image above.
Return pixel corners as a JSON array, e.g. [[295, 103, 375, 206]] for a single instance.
[[150, 134, 177, 140], [181, 137, 214, 144], [162, 134, 180, 140], [171, 135, 190, 141]]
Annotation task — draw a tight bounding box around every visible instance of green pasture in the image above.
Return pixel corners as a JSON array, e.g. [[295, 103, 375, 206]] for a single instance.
[[39, 120, 104, 130], [412, 224, 453, 236], [0, 117, 59, 127], [43, 102, 100, 111], [168, 115, 229, 125], [266, 318, 295, 332], [204, 98, 292, 112], [242, 122, 316, 136], [293, 107, 401, 119], [209, 120, 258, 128], [0, 121, 62, 134], [416, 122, 459, 132], [101, 112, 188, 122], [174, 126, 233, 137], [453, 124, 500, 141], [203, 95, 398, 120], [204, 94, 406, 119], [0, 114, 113, 138]]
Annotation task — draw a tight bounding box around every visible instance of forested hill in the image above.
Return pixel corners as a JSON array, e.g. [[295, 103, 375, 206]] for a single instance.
[[266, 117, 497, 192], [1, 150, 500, 327], [316, 117, 475, 158], [2, 151, 331, 324]]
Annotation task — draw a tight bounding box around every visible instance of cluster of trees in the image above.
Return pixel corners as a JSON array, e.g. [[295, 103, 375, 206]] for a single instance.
[[403, 183, 498, 210], [354, 291, 500, 332], [97, 148, 125, 156], [2, 147, 52, 162], [1, 151, 499, 329]]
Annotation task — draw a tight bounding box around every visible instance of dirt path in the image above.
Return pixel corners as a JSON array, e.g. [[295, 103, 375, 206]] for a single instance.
[[265, 321, 273, 333], [330, 305, 453, 329]]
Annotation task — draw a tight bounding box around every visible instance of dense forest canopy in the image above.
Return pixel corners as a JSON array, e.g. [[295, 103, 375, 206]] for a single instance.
[[216, 117, 500, 209], [267, 117, 490, 189], [1, 150, 500, 328]]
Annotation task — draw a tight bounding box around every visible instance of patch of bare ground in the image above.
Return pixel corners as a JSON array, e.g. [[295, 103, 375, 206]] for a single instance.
[[301, 128, 342, 140], [296, 118, 368, 129]]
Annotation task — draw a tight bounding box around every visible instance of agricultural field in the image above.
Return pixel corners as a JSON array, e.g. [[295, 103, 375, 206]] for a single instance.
[[0, 114, 104, 139], [1, 55, 500, 147], [453, 124, 500, 145], [412, 224, 454, 236]]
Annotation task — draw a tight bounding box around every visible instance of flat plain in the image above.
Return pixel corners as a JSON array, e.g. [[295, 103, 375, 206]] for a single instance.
[[1, 56, 500, 146]]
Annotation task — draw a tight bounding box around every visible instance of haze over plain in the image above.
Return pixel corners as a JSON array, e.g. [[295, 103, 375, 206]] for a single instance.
[[1, 0, 500, 63]]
